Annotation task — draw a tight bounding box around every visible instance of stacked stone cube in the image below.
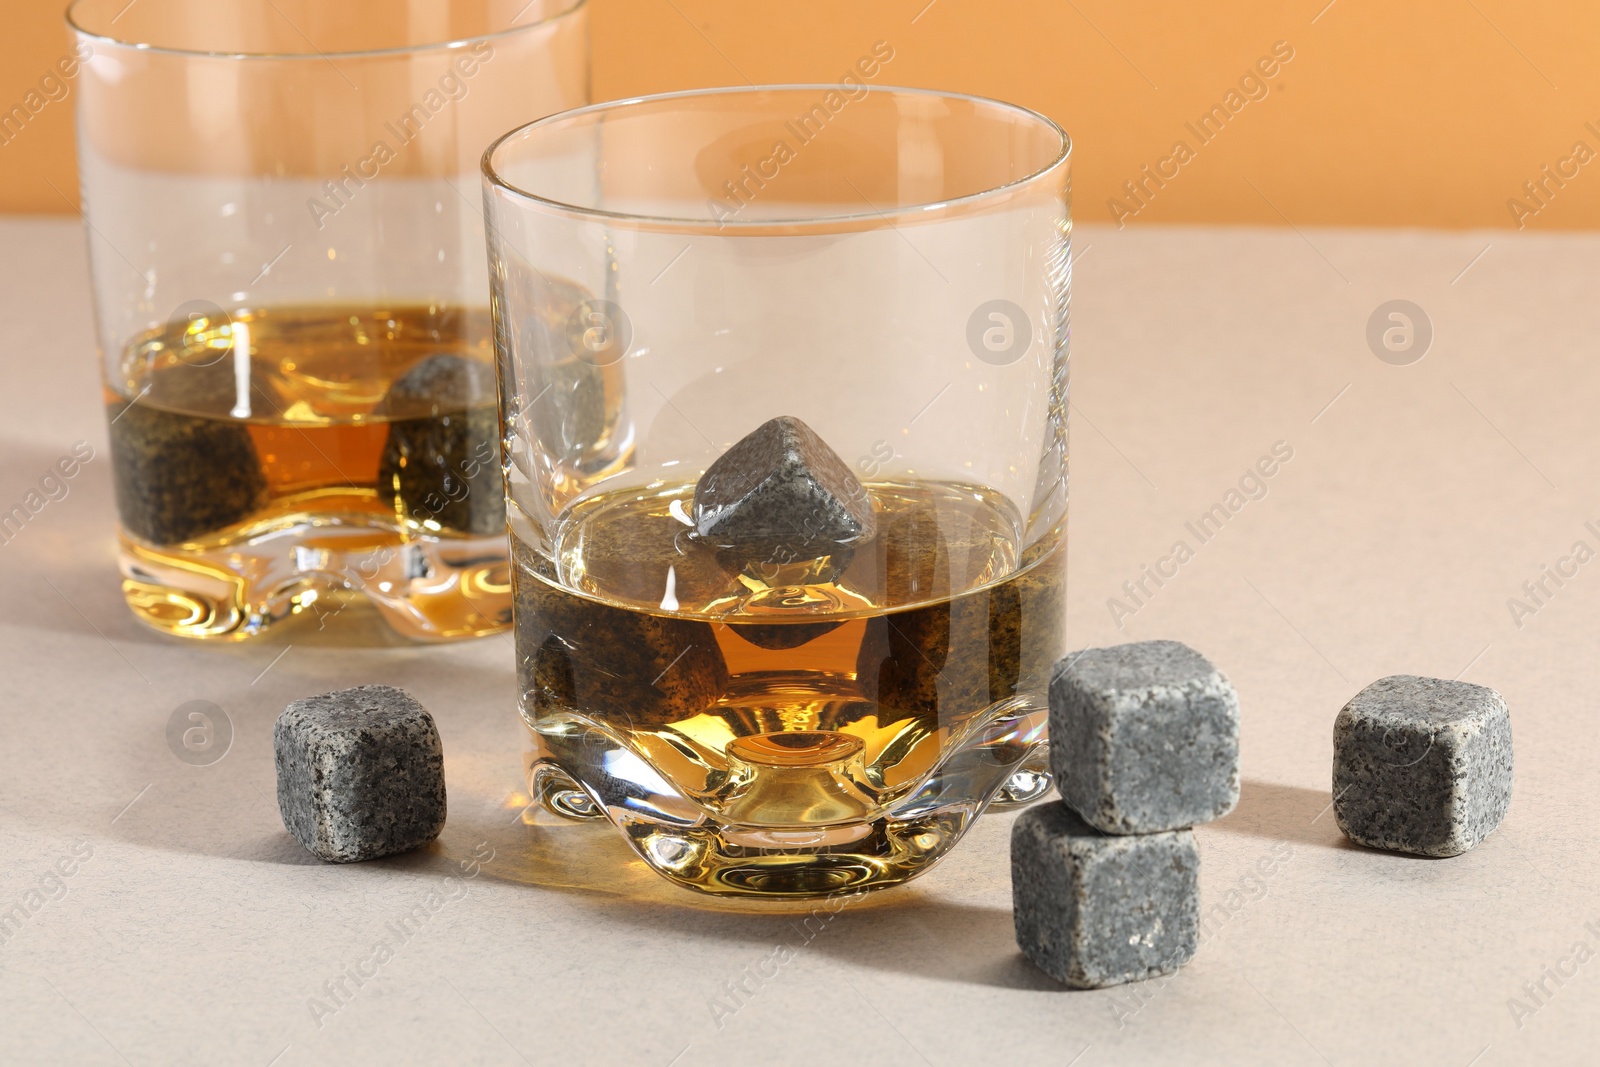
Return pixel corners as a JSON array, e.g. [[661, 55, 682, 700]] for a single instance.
[[1012, 640, 1240, 988]]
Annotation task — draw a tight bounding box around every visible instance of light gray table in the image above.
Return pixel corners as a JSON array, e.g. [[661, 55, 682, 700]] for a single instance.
[[2, 217, 1595, 1065]]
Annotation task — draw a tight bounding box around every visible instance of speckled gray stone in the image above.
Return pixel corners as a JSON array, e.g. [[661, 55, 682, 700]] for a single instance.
[[1332, 675, 1513, 857], [693, 416, 876, 563], [375, 354, 504, 536], [274, 686, 447, 863], [108, 359, 275, 545], [1049, 640, 1240, 833], [1011, 801, 1199, 989]]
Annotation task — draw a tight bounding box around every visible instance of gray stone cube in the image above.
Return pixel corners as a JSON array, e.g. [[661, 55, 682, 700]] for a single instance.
[[1333, 675, 1513, 857], [1049, 640, 1240, 833], [275, 686, 447, 862], [1011, 801, 1199, 988], [109, 359, 275, 545], [375, 354, 504, 536]]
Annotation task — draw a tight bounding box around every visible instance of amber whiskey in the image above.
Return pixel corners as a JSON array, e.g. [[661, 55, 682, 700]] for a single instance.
[[514, 479, 1065, 895], [107, 304, 509, 640]]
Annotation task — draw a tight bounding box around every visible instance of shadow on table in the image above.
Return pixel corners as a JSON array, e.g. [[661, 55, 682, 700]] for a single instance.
[[432, 802, 1064, 991], [424, 778, 1356, 988], [1205, 779, 1345, 849], [42, 654, 523, 873], [70, 753, 1349, 993]]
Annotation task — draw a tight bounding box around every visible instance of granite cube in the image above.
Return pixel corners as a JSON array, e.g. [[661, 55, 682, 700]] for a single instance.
[[1332, 675, 1513, 857], [512, 539, 730, 725], [275, 686, 447, 862], [1049, 640, 1240, 833], [108, 359, 275, 544], [1012, 801, 1199, 988]]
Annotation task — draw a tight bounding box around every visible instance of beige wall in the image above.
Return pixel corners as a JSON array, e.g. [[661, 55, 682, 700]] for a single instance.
[[4, 0, 1598, 229]]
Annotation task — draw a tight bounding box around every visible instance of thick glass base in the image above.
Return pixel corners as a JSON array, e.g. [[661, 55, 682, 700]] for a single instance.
[[118, 519, 510, 641], [527, 702, 1049, 898]]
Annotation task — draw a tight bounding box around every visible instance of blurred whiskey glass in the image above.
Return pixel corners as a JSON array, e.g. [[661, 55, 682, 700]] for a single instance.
[[68, 0, 588, 640]]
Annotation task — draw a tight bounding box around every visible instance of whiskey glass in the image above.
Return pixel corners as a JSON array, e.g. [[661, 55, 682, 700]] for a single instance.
[[68, 0, 588, 640], [485, 86, 1070, 896]]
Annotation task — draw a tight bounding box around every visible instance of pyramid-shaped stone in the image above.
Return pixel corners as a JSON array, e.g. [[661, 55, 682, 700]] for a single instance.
[[692, 416, 877, 561]]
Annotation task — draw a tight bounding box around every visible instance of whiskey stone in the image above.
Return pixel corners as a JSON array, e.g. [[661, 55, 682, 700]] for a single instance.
[[1012, 801, 1199, 989], [512, 539, 730, 727], [377, 354, 504, 536], [854, 506, 1066, 728], [693, 416, 877, 563], [275, 685, 447, 863], [855, 509, 968, 718], [1050, 640, 1240, 833], [1333, 675, 1513, 857], [108, 359, 275, 544]]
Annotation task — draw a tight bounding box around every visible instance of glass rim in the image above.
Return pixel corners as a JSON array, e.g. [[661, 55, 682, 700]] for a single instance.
[[481, 84, 1072, 234], [64, 0, 587, 61]]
